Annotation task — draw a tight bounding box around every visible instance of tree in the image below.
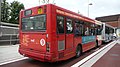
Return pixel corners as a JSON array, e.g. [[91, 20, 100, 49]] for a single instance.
[[1, 0, 10, 22], [9, 1, 24, 24]]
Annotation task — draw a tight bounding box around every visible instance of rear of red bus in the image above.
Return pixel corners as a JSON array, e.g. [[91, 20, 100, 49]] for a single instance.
[[19, 4, 56, 62]]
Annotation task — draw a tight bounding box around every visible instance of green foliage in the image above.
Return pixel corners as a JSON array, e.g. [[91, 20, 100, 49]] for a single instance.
[[1, 0, 10, 22], [9, 1, 24, 24], [1, 0, 24, 24]]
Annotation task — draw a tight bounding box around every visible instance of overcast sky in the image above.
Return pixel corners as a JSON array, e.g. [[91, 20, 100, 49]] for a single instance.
[[7, 0, 120, 19]]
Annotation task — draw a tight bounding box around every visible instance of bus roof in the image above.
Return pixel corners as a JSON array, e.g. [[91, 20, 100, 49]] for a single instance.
[[21, 4, 95, 23], [95, 20, 103, 25], [52, 4, 95, 23]]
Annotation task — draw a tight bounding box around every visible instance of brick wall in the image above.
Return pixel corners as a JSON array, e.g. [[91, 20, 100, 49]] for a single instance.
[[105, 21, 118, 27], [118, 17, 120, 28]]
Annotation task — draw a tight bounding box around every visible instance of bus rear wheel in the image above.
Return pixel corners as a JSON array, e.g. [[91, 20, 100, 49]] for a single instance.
[[96, 40, 98, 48], [76, 45, 81, 58]]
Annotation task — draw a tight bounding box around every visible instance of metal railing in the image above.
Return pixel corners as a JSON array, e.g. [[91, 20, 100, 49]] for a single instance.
[[0, 22, 19, 45], [0, 34, 19, 45]]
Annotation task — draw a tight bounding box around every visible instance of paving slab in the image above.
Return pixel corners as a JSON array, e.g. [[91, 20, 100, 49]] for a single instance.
[[92, 43, 120, 67], [0, 44, 25, 64]]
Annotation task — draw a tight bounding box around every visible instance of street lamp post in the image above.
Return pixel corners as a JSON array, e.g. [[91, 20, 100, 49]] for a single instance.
[[39, 0, 40, 5], [0, 0, 2, 36], [88, 0, 92, 17], [0, 0, 2, 23], [0, 0, 3, 36]]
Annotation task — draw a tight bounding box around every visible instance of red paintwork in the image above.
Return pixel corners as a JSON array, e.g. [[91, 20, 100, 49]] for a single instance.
[[19, 4, 98, 62], [66, 34, 74, 49], [20, 33, 47, 52], [82, 42, 96, 52]]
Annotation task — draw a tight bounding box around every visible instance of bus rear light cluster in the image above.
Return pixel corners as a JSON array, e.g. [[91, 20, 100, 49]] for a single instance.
[[44, 5, 47, 13], [46, 34, 48, 38], [46, 42, 50, 52]]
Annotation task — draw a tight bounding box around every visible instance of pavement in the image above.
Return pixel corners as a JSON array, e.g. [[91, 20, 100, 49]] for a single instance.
[[0, 44, 27, 65], [92, 43, 120, 67]]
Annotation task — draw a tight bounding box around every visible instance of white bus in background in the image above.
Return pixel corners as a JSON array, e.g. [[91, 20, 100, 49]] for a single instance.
[[102, 23, 116, 43], [116, 28, 120, 37]]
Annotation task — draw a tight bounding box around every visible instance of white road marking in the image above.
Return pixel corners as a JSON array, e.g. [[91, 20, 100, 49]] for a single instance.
[[71, 40, 117, 67], [0, 57, 28, 66]]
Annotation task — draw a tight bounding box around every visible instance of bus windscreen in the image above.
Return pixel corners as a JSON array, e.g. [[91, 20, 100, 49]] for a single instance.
[[22, 15, 46, 31]]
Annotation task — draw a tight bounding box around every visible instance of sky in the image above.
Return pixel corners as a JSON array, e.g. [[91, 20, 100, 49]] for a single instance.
[[7, 0, 120, 19]]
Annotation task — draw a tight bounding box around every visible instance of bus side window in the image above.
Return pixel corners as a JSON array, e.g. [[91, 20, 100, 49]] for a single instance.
[[66, 18, 73, 34], [90, 23, 95, 35], [84, 22, 89, 36], [97, 25, 102, 35], [79, 24, 84, 36], [74, 23, 80, 36], [85, 27, 89, 36], [57, 16, 64, 34], [74, 20, 84, 36]]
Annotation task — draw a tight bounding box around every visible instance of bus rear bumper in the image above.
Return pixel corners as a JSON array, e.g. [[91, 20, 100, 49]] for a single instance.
[[19, 48, 55, 62]]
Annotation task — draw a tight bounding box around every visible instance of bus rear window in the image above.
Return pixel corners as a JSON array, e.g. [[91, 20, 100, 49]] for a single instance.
[[22, 15, 46, 31]]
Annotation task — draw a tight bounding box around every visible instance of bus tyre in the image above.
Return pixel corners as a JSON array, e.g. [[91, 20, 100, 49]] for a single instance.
[[96, 41, 98, 48], [76, 45, 81, 58]]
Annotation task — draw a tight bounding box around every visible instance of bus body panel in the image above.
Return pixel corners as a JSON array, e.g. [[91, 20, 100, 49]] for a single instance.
[[96, 35, 102, 46], [52, 5, 76, 61], [66, 34, 74, 49], [102, 23, 115, 43], [20, 33, 47, 52], [82, 36, 96, 52], [19, 4, 55, 62]]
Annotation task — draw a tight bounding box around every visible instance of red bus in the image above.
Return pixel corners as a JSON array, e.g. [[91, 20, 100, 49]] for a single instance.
[[19, 4, 102, 62]]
